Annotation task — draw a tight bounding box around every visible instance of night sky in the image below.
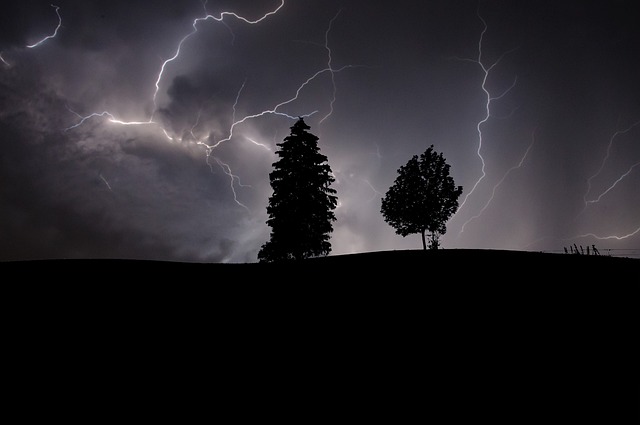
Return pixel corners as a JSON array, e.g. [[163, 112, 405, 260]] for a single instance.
[[1, 0, 639, 262]]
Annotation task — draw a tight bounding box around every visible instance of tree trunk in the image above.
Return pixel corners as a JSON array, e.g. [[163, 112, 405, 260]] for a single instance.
[[421, 229, 426, 250]]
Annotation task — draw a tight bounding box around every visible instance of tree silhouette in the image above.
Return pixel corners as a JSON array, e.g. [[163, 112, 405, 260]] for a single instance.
[[258, 118, 337, 262], [381, 145, 462, 250]]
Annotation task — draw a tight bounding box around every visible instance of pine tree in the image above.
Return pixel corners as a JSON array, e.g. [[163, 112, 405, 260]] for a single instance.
[[258, 118, 337, 262], [381, 145, 463, 250]]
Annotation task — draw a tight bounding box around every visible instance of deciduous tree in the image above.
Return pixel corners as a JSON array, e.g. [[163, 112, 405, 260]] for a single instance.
[[381, 145, 462, 250]]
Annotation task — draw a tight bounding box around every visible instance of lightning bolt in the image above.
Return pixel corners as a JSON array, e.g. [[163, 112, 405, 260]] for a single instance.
[[190, 8, 360, 207], [570, 118, 640, 246], [187, 108, 205, 142], [199, 5, 365, 151], [192, 77, 316, 208], [572, 225, 640, 242], [99, 174, 113, 191], [245, 137, 271, 151], [585, 161, 639, 205], [294, 9, 370, 125], [581, 119, 640, 210], [151, 0, 285, 111], [61, 2, 288, 210], [567, 124, 640, 244], [192, 79, 277, 209], [363, 179, 384, 203], [453, 7, 518, 215], [195, 74, 316, 153], [372, 142, 382, 161], [1, 4, 62, 68], [64, 109, 156, 131], [64, 1, 360, 211], [26, 4, 62, 49], [460, 128, 536, 233], [319, 9, 341, 124], [212, 157, 250, 212], [67, 2, 287, 131]]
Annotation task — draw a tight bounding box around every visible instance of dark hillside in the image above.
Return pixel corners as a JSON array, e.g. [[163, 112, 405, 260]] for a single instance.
[[304, 248, 639, 272], [2, 248, 638, 422], [2, 248, 638, 277]]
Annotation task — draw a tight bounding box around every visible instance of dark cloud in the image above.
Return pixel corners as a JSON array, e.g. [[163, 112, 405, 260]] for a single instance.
[[2, 0, 639, 262]]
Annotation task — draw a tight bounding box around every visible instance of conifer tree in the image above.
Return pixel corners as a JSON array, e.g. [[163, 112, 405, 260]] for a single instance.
[[258, 118, 337, 262]]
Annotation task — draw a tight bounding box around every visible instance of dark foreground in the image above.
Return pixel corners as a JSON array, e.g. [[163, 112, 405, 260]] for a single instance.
[[3, 249, 638, 422]]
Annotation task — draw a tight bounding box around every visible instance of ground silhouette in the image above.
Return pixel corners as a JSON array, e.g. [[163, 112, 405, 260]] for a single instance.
[[3, 248, 638, 279], [2, 248, 638, 422]]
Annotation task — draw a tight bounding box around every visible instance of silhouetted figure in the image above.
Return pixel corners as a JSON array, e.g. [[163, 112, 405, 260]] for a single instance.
[[574, 243, 580, 254], [586, 245, 590, 255], [580, 245, 585, 255], [570, 246, 574, 254], [564, 247, 568, 254], [592, 244, 600, 255]]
